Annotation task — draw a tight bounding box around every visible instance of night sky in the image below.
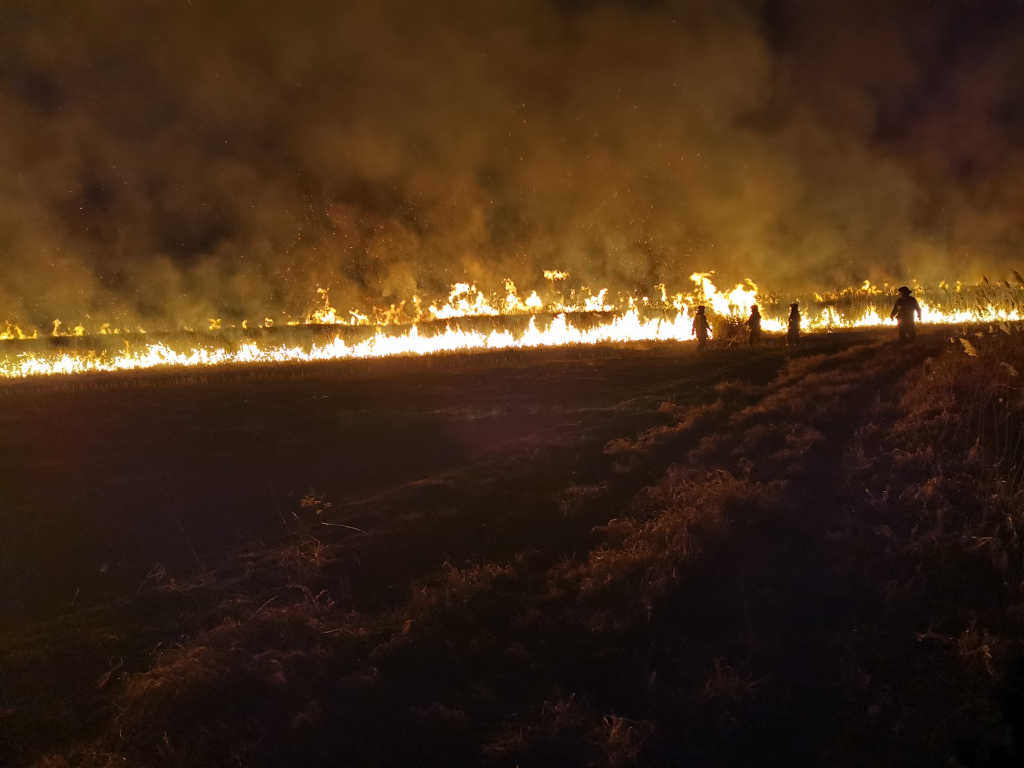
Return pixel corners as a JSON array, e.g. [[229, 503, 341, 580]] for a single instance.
[[1, 0, 1023, 327]]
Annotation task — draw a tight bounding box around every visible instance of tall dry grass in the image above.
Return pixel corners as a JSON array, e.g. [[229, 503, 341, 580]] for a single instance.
[[845, 324, 1024, 763]]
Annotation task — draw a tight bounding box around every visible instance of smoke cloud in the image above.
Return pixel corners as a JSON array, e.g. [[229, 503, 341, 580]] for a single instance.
[[1, 0, 1022, 328]]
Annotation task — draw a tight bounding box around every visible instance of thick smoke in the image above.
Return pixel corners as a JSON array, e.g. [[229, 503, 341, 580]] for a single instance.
[[0, 0, 1022, 329]]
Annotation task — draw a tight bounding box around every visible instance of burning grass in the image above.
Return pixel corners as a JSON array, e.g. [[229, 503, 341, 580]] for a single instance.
[[9, 328, 1024, 766], [3, 274, 1024, 381]]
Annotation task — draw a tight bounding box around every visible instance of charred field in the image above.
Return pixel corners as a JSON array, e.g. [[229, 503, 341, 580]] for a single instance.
[[3, 328, 1024, 767]]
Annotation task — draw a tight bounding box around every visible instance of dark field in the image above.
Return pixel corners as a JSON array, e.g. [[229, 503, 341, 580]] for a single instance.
[[4, 329, 1024, 767], [0, 339, 791, 623]]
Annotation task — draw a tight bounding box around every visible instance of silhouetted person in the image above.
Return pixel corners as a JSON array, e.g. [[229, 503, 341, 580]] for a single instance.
[[890, 286, 922, 342], [692, 305, 710, 350], [787, 302, 801, 347], [746, 305, 762, 346]]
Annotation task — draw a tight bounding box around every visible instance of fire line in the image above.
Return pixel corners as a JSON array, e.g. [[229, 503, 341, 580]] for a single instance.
[[1, 274, 1020, 379]]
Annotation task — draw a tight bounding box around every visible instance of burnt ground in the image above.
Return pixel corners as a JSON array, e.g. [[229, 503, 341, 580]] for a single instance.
[[9, 327, 1019, 767], [0, 335, 815, 625]]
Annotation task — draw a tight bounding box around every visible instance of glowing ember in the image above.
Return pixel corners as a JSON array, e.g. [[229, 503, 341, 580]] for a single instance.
[[543, 269, 570, 281]]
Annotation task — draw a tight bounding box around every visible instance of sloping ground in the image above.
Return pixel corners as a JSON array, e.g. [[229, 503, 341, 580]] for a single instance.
[[5, 330, 1024, 766]]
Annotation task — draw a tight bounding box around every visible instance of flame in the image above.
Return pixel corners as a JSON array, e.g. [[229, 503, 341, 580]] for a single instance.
[[1, 324, 37, 341], [3, 269, 1023, 379], [306, 287, 341, 325], [690, 272, 760, 319], [1, 308, 701, 378], [428, 283, 500, 320]]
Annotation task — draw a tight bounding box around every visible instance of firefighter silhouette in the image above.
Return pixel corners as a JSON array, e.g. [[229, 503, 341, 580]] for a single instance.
[[890, 286, 922, 342], [787, 302, 801, 346], [746, 305, 762, 345], [692, 305, 710, 350]]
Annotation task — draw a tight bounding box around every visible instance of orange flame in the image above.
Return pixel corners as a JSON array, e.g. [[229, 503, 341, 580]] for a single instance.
[[2, 272, 1021, 379]]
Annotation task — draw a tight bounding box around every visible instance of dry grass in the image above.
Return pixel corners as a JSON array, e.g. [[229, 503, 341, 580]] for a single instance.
[[839, 325, 1024, 763], [410, 561, 517, 616], [24, 330, 1024, 767], [557, 482, 611, 517], [551, 472, 781, 612]]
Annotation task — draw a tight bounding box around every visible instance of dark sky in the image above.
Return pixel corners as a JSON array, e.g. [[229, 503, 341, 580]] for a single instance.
[[2, 0, 1024, 327]]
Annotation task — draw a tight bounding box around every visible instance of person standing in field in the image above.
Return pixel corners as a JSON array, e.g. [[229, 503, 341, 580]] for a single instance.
[[787, 302, 801, 347], [890, 286, 922, 342], [746, 305, 762, 346], [692, 305, 710, 350]]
